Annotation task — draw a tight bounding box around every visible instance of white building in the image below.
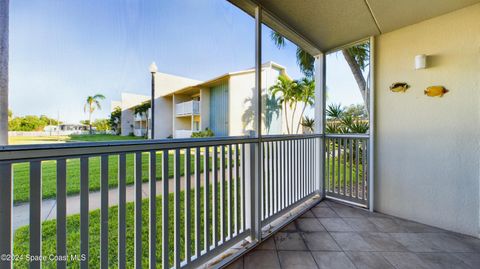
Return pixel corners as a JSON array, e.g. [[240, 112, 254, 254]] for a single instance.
[[113, 62, 303, 139]]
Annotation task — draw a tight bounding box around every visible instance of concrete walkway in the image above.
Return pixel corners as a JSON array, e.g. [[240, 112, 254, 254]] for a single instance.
[[12, 173, 211, 231]]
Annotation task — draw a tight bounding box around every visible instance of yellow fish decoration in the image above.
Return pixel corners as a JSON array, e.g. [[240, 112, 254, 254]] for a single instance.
[[425, 86, 449, 97], [390, 82, 410, 92]]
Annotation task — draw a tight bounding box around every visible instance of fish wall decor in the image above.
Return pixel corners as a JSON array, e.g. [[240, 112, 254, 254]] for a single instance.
[[390, 82, 410, 93], [424, 86, 449, 97]]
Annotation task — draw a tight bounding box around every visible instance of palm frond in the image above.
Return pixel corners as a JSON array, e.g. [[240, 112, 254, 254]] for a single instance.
[[270, 31, 286, 49], [346, 43, 370, 71], [296, 47, 315, 77], [326, 104, 344, 119]]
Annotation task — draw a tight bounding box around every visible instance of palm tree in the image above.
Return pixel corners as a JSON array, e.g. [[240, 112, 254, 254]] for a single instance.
[[270, 31, 370, 110], [84, 94, 105, 134], [301, 116, 314, 133], [269, 75, 298, 134], [271, 32, 315, 78], [295, 77, 315, 133], [326, 103, 345, 121]]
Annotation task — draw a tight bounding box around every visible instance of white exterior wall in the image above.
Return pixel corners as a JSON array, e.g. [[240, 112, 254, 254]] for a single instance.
[[229, 72, 256, 136], [200, 88, 210, 131], [154, 96, 173, 139], [154, 72, 201, 97], [375, 3, 480, 237], [153, 72, 201, 138], [119, 93, 149, 136], [228, 65, 303, 136]]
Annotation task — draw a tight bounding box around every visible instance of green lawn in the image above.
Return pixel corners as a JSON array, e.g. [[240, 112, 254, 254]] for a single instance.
[[8, 136, 70, 145], [13, 185, 241, 269], [10, 134, 221, 204], [13, 151, 205, 204], [9, 134, 145, 145], [325, 152, 366, 196], [68, 134, 145, 142]]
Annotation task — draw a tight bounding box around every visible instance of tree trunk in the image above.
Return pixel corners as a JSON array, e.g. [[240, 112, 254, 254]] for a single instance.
[[341, 49, 369, 112], [291, 102, 298, 134], [0, 0, 9, 145], [296, 103, 307, 134], [283, 103, 290, 134], [88, 110, 92, 134]]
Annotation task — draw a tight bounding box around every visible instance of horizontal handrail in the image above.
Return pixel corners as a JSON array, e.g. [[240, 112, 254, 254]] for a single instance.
[[0, 136, 256, 162], [261, 133, 322, 141], [324, 133, 369, 139], [0, 134, 327, 162]]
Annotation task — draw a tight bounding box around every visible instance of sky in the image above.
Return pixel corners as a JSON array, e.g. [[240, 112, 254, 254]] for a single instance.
[[9, 0, 364, 124]]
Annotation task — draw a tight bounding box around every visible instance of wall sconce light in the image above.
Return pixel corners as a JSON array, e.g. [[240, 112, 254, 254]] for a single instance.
[[415, 54, 427, 69]]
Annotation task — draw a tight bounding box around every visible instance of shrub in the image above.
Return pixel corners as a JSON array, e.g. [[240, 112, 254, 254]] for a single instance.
[[191, 128, 214, 138]]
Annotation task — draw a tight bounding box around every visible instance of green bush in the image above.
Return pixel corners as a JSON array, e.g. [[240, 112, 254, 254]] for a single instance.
[[191, 128, 214, 138], [8, 115, 60, 131]]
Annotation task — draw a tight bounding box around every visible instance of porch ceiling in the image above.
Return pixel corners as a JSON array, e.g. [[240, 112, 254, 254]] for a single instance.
[[229, 0, 480, 53]]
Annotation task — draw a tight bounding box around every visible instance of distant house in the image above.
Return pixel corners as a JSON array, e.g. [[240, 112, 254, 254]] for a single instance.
[[112, 62, 303, 139], [44, 123, 90, 132]]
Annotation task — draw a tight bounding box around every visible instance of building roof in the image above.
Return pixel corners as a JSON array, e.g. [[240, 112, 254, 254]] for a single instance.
[[161, 61, 287, 97], [229, 0, 480, 54], [154, 72, 203, 96]]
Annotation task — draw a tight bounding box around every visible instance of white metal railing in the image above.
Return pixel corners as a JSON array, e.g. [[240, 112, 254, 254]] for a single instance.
[[133, 128, 147, 137], [324, 134, 370, 206], [260, 136, 319, 225], [176, 101, 200, 116], [175, 130, 193, 138], [0, 135, 321, 269]]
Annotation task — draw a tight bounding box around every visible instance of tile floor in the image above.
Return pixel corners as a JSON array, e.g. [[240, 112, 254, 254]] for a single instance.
[[225, 200, 480, 269]]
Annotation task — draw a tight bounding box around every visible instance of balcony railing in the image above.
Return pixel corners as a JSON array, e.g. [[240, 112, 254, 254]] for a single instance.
[[324, 134, 370, 207], [176, 100, 200, 116], [0, 133, 369, 268], [175, 129, 193, 138], [133, 128, 147, 137]]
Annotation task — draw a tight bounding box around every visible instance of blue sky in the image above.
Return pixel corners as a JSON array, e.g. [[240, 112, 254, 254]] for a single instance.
[[10, 0, 363, 123]]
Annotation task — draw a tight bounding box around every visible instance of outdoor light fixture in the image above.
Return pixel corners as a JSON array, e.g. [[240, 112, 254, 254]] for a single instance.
[[149, 62, 158, 73], [149, 62, 158, 139], [415, 54, 427, 69]]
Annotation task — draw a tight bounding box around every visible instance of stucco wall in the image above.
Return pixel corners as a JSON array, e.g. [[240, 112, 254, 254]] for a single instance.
[[229, 72, 256, 136], [120, 93, 149, 136], [154, 96, 172, 139], [228, 65, 301, 136], [154, 72, 201, 97], [200, 88, 210, 130], [375, 3, 480, 237]]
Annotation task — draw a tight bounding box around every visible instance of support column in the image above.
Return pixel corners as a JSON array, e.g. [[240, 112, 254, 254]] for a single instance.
[[314, 53, 326, 198], [249, 4, 262, 241], [0, 0, 9, 145], [368, 36, 375, 212]]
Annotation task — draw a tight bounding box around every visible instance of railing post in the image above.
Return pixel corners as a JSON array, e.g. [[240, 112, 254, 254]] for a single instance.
[[314, 53, 326, 198], [0, 163, 12, 269], [245, 143, 261, 241]]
